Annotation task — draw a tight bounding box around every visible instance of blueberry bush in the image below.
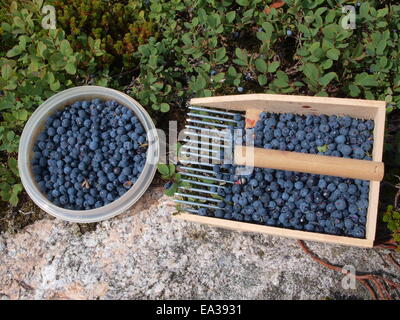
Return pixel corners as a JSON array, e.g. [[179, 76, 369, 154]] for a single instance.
[[48, 0, 154, 71], [0, 0, 106, 205], [130, 0, 400, 113]]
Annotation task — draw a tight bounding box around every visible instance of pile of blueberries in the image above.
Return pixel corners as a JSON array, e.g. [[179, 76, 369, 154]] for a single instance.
[[236, 112, 374, 160], [31, 99, 148, 210], [199, 112, 374, 238]]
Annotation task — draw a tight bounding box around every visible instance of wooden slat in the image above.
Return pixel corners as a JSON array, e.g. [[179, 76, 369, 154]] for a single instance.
[[191, 94, 384, 119], [174, 213, 374, 248]]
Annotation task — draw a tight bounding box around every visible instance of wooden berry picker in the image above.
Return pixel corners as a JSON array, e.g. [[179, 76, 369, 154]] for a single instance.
[[174, 94, 386, 248]]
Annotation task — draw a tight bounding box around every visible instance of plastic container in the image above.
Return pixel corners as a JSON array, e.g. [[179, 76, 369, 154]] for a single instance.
[[18, 86, 159, 223]]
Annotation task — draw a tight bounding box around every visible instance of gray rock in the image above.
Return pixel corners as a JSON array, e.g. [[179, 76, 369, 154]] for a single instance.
[[0, 187, 398, 300]]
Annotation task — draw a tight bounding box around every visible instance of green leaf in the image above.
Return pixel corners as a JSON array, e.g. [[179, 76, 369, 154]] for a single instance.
[[194, 75, 206, 91], [317, 144, 328, 152], [355, 73, 378, 87], [233, 59, 248, 66], [157, 164, 170, 176], [255, 58, 267, 73], [235, 48, 248, 63], [215, 47, 226, 62], [318, 72, 338, 87], [59, 39, 72, 56], [1, 64, 12, 80], [236, 0, 249, 6], [227, 66, 237, 77], [256, 31, 268, 42], [226, 11, 236, 23], [37, 41, 47, 58], [164, 182, 178, 196], [50, 80, 61, 91], [6, 46, 22, 58], [322, 24, 340, 40], [160, 103, 170, 113], [348, 84, 361, 97], [268, 61, 280, 73], [8, 157, 19, 176], [17, 109, 28, 121], [303, 63, 320, 82], [9, 184, 23, 206], [326, 48, 340, 60], [258, 74, 267, 86], [65, 63, 76, 75], [13, 16, 25, 30], [321, 59, 333, 70]]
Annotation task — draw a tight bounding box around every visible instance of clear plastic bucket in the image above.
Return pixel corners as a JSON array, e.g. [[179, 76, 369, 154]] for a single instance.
[[18, 86, 159, 223]]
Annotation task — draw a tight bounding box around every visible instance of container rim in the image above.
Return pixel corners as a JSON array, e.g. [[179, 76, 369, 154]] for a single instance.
[[18, 86, 159, 223]]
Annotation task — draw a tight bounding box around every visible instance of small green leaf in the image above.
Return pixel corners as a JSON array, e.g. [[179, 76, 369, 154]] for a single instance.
[[303, 63, 320, 83], [1, 64, 12, 80], [6, 46, 22, 58], [255, 58, 267, 73], [164, 182, 178, 196], [65, 63, 76, 75], [236, 0, 249, 6], [160, 103, 170, 113], [317, 144, 328, 152], [215, 47, 226, 62], [8, 157, 19, 176], [226, 11, 236, 23], [258, 74, 267, 86], [355, 73, 378, 87], [318, 72, 338, 87], [18, 109, 28, 121], [326, 48, 340, 60], [268, 61, 280, 73], [59, 39, 72, 56], [235, 48, 248, 63], [194, 75, 206, 91], [50, 80, 61, 91], [157, 164, 170, 176]]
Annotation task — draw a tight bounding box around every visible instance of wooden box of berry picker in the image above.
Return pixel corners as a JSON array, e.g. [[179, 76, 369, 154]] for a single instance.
[[174, 94, 386, 248]]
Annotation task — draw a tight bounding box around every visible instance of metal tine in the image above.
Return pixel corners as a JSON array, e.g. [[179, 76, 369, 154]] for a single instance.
[[179, 160, 215, 167], [182, 138, 231, 149], [180, 151, 221, 161], [187, 119, 231, 129], [181, 207, 202, 214], [185, 125, 230, 136], [189, 106, 238, 117], [181, 179, 226, 189], [175, 192, 221, 203], [174, 199, 221, 210], [188, 112, 237, 123], [184, 130, 231, 142], [180, 172, 233, 183], [176, 105, 240, 214], [178, 186, 219, 195], [179, 166, 217, 175], [181, 145, 220, 154]]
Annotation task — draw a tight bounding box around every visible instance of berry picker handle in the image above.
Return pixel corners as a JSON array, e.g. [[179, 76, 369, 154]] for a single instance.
[[234, 145, 384, 181]]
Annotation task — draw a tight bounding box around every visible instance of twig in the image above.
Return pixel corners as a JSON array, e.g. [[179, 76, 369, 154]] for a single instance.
[[297, 240, 400, 300]]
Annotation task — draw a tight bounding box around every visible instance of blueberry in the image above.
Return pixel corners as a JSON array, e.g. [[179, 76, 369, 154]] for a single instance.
[[334, 199, 347, 211], [198, 208, 208, 216]]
